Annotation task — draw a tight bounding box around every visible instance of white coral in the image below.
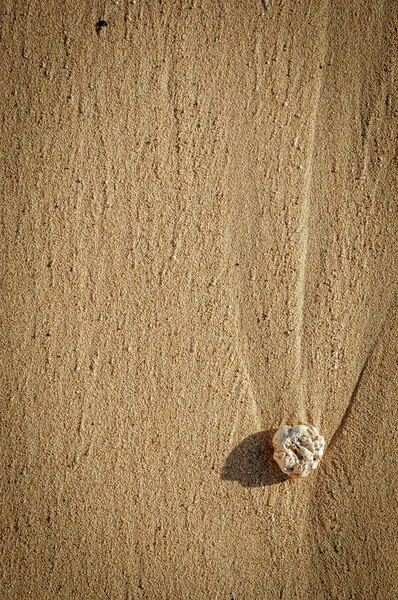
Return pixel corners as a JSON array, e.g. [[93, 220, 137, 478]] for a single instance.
[[272, 424, 325, 478]]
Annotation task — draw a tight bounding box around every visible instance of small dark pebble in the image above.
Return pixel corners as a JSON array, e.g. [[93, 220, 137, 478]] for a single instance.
[[96, 20, 108, 34]]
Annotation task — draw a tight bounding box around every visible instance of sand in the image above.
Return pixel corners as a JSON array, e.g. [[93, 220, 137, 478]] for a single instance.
[[1, 0, 397, 598]]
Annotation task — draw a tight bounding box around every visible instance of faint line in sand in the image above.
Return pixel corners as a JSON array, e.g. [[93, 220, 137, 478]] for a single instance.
[[328, 299, 394, 451], [295, 0, 330, 413]]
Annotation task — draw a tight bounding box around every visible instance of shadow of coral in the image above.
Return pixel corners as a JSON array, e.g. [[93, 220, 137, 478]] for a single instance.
[[221, 430, 285, 487]]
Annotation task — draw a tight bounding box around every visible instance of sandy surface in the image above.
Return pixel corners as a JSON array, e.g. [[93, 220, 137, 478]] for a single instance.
[[1, 1, 398, 598]]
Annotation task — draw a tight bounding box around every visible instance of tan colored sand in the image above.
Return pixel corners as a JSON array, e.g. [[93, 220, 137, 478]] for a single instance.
[[1, 1, 398, 598]]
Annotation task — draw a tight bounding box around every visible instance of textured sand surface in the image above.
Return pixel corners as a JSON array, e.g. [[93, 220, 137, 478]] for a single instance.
[[1, 1, 398, 598]]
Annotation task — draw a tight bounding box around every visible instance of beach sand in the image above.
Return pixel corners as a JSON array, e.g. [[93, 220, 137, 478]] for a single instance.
[[1, 1, 397, 598]]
